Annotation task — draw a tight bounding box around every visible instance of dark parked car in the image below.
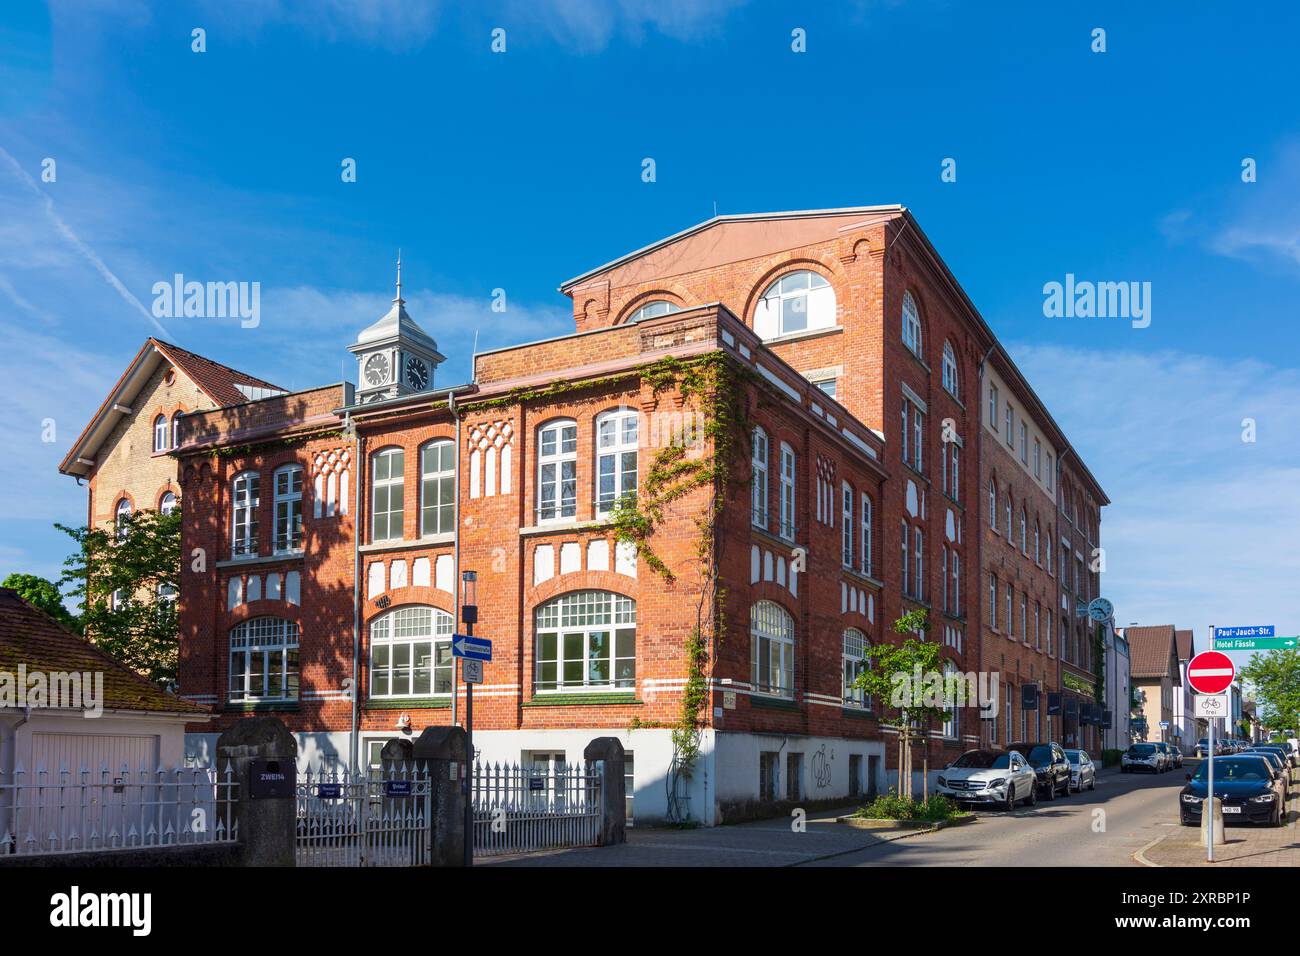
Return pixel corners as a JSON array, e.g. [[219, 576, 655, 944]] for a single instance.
[[1180, 755, 1284, 827], [1008, 741, 1071, 800], [1251, 744, 1296, 770]]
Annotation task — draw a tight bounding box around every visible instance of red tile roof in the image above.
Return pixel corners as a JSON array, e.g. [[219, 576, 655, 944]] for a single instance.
[[0, 589, 208, 716], [153, 339, 284, 408], [1127, 625, 1179, 680]]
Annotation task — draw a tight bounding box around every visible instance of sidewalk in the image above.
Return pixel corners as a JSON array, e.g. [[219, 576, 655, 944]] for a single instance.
[[1137, 774, 1300, 867], [480, 804, 955, 867]]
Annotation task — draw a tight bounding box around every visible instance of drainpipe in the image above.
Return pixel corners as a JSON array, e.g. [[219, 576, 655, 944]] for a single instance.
[[348, 411, 362, 773], [449, 391, 462, 729]]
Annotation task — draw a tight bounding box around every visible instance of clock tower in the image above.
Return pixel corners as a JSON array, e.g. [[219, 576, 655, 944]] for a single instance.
[[348, 255, 446, 404]]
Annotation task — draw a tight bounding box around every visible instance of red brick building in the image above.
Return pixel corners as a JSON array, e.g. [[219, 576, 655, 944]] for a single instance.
[[174, 207, 1108, 824]]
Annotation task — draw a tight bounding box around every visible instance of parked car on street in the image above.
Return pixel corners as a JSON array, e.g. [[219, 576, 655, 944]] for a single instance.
[[1180, 755, 1285, 827], [1242, 749, 1291, 800], [1008, 742, 1071, 799], [1064, 749, 1096, 792], [936, 749, 1039, 811], [1261, 741, 1298, 769], [1195, 738, 1212, 759], [1156, 742, 1183, 769], [1122, 743, 1164, 773]]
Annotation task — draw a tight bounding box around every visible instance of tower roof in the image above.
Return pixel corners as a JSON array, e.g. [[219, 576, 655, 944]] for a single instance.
[[351, 254, 443, 357]]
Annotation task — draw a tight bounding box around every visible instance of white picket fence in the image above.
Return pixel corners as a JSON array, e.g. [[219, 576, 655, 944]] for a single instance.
[[0, 764, 237, 857], [295, 764, 431, 867], [472, 760, 602, 857]]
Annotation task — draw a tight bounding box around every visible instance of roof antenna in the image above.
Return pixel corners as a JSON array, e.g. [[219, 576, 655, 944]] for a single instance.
[[713, 200, 718, 218]]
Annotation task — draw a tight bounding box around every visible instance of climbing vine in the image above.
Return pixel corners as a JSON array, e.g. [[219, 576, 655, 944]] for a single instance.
[[1093, 622, 1106, 706]]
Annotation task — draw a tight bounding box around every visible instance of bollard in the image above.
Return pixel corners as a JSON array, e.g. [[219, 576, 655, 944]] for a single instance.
[[1201, 796, 1225, 848]]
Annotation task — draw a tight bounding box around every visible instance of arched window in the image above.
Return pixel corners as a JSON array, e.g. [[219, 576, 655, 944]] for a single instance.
[[626, 299, 679, 324], [115, 497, 133, 531], [988, 479, 998, 531], [751, 427, 768, 529], [537, 419, 577, 522], [751, 600, 794, 698], [420, 440, 455, 536], [153, 415, 168, 452], [753, 270, 835, 340], [860, 493, 873, 577], [171, 411, 183, 450], [229, 617, 299, 702], [595, 408, 638, 517], [902, 291, 923, 356], [231, 472, 259, 557], [371, 447, 405, 541], [843, 627, 869, 708], [535, 591, 636, 692], [273, 464, 304, 553], [369, 605, 453, 697], [159, 491, 178, 516], [942, 341, 959, 397]]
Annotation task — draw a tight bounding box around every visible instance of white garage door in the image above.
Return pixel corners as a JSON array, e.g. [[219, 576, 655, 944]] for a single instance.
[[32, 732, 159, 774]]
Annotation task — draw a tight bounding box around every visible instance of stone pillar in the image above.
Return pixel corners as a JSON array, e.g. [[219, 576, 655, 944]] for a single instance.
[[412, 726, 468, 867], [583, 737, 626, 846], [216, 717, 298, 867]]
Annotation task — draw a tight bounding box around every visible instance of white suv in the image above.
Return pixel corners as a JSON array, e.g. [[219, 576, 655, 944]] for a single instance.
[[937, 749, 1039, 811]]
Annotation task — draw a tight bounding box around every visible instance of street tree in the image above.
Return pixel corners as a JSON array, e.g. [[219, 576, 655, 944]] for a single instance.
[[1239, 649, 1300, 735], [57, 507, 181, 685]]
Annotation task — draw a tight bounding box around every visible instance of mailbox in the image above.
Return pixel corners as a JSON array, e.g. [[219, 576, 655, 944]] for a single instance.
[[248, 758, 296, 799]]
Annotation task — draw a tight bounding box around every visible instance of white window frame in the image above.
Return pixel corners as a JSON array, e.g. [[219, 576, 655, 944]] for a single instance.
[[153, 415, 168, 453], [1005, 404, 1014, 448], [626, 300, 678, 324], [841, 482, 854, 568], [171, 412, 183, 450], [751, 600, 794, 698], [951, 550, 960, 616], [159, 491, 177, 516], [913, 527, 924, 601], [941, 341, 958, 397], [272, 464, 304, 554], [989, 479, 998, 531], [902, 290, 922, 356], [537, 419, 578, 522], [1019, 422, 1028, 464], [1033, 438, 1041, 478], [751, 427, 769, 529], [369, 605, 454, 698], [1019, 508, 1027, 554], [595, 409, 638, 517], [535, 591, 636, 693], [231, 472, 259, 558], [778, 443, 796, 541], [420, 439, 456, 536], [843, 628, 869, 709], [988, 384, 999, 430], [901, 521, 910, 596], [989, 574, 998, 629], [229, 617, 299, 703], [371, 447, 405, 542], [860, 493, 872, 577], [756, 270, 835, 339]]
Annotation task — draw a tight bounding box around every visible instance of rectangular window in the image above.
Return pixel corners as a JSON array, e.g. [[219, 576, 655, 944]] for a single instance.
[[1034, 601, 1042, 649], [989, 574, 998, 628], [779, 444, 796, 540], [752, 429, 768, 529], [914, 528, 924, 601], [1033, 439, 1041, 479], [860, 494, 872, 577], [841, 484, 854, 568], [951, 551, 960, 617], [843, 629, 868, 709], [813, 378, 837, 397], [989, 384, 999, 430], [913, 406, 924, 473], [1006, 585, 1014, 638], [1046, 612, 1054, 656], [273, 466, 303, 553], [848, 755, 863, 798], [1005, 405, 1014, 448], [786, 752, 803, 802], [420, 441, 456, 536], [538, 421, 578, 521], [596, 411, 638, 516], [759, 752, 779, 802], [1019, 422, 1028, 464], [371, 449, 405, 541], [1020, 593, 1028, 642], [232, 473, 259, 558]]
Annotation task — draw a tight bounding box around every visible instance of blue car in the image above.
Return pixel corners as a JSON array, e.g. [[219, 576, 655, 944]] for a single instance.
[[1179, 755, 1284, 827]]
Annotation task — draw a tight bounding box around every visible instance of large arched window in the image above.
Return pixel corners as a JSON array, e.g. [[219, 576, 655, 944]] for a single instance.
[[229, 617, 299, 702], [535, 591, 636, 692], [371, 447, 405, 541], [153, 415, 168, 452], [625, 299, 679, 324], [751, 600, 794, 698], [751, 427, 768, 529], [902, 291, 923, 356], [753, 270, 835, 340], [537, 419, 577, 522], [369, 605, 453, 698], [273, 464, 304, 553], [595, 408, 638, 517], [942, 341, 959, 397], [843, 627, 869, 709], [420, 440, 455, 536], [231, 472, 259, 557]]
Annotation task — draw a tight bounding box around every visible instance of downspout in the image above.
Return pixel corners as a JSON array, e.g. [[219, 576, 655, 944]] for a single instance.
[[449, 391, 462, 729], [348, 411, 363, 773]]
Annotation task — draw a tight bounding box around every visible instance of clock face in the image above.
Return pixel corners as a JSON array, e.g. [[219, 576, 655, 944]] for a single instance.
[[363, 353, 390, 387], [405, 356, 429, 390]]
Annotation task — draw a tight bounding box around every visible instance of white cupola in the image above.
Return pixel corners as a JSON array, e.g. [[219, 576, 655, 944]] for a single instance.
[[348, 254, 446, 404]]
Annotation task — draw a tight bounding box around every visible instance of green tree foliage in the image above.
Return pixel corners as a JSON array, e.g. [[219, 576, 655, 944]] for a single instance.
[[57, 507, 181, 685], [0, 572, 81, 633], [1240, 649, 1300, 734]]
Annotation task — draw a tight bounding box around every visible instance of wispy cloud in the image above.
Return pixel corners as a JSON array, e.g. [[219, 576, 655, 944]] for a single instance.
[[1009, 342, 1300, 654]]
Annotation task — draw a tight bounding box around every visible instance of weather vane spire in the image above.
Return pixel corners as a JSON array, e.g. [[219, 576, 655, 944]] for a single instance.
[[394, 250, 404, 305]]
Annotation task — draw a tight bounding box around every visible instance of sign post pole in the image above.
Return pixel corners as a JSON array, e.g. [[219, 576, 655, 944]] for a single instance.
[[1187, 637, 1238, 863], [460, 571, 479, 869]]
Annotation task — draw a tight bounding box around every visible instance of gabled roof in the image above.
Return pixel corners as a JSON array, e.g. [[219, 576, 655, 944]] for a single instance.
[[58, 338, 284, 479], [0, 589, 208, 717], [1127, 625, 1180, 681], [1175, 629, 1194, 662]]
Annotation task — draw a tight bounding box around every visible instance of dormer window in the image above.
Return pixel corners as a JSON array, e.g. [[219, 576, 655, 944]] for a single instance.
[[754, 271, 835, 340]]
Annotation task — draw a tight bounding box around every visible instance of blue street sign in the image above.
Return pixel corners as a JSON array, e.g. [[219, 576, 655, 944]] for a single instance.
[[1214, 625, 1274, 640], [451, 634, 492, 661], [317, 783, 342, 800], [385, 780, 412, 797]]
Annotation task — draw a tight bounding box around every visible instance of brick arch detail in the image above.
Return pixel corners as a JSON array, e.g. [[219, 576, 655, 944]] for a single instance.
[[525, 570, 639, 609], [740, 254, 845, 330]]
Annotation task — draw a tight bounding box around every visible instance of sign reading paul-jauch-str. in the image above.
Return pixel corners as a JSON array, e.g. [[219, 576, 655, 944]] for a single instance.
[[1213, 625, 1273, 640]]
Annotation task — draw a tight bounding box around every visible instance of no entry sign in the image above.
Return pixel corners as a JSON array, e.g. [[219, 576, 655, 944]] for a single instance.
[[1187, 650, 1236, 695]]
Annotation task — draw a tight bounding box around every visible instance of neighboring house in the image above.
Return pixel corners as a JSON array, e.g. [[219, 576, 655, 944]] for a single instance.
[[1171, 628, 1200, 754], [58, 337, 284, 535], [0, 587, 210, 781], [173, 208, 1108, 823], [1100, 620, 1131, 752], [1125, 625, 1182, 745]]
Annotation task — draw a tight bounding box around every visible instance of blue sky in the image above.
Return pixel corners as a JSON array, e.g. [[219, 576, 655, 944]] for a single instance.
[[1, 1, 1298, 668]]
